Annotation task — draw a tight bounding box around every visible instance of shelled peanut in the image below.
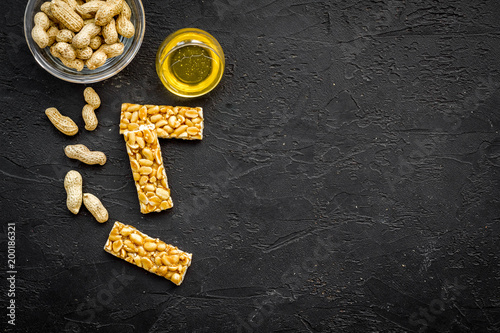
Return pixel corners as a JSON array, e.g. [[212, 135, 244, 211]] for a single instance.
[[32, 0, 135, 71]]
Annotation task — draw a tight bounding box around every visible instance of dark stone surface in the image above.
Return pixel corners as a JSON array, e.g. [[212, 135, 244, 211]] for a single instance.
[[1, 0, 500, 332]]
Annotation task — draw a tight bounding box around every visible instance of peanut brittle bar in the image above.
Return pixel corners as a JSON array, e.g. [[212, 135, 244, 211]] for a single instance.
[[120, 103, 203, 140], [124, 125, 173, 214], [104, 221, 192, 285]]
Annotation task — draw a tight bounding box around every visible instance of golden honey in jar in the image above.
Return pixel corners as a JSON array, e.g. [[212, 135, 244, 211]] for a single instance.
[[156, 28, 225, 98]]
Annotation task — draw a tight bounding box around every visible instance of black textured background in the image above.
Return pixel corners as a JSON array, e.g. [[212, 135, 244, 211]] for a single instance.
[[1, 0, 500, 332]]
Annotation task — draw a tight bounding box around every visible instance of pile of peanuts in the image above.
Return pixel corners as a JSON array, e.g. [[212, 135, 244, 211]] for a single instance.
[[45, 87, 109, 223], [31, 0, 135, 71], [104, 221, 192, 285]]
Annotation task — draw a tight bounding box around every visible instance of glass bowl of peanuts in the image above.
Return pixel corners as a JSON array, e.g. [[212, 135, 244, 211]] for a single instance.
[[24, 0, 145, 83]]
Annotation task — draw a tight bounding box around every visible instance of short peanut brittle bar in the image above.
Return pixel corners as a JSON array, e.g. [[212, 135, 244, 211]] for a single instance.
[[120, 103, 203, 140], [104, 221, 192, 285]]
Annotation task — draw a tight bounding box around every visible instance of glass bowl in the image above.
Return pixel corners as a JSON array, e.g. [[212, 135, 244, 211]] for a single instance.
[[24, 0, 145, 84], [156, 28, 225, 98]]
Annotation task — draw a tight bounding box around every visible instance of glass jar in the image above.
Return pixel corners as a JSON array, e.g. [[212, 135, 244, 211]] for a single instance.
[[156, 28, 225, 98]]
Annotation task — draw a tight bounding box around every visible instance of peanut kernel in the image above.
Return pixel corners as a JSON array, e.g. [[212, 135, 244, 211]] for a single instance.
[[130, 233, 143, 245], [144, 242, 157, 252]]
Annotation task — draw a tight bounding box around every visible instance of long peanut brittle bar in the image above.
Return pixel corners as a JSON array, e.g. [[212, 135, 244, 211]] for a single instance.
[[124, 125, 173, 214], [120, 103, 203, 140], [104, 221, 192, 285]]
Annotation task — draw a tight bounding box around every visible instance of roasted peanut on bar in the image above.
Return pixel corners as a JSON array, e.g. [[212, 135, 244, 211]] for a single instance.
[[125, 125, 172, 214], [104, 221, 192, 285], [120, 103, 204, 140], [120, 103, 204, 213]]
